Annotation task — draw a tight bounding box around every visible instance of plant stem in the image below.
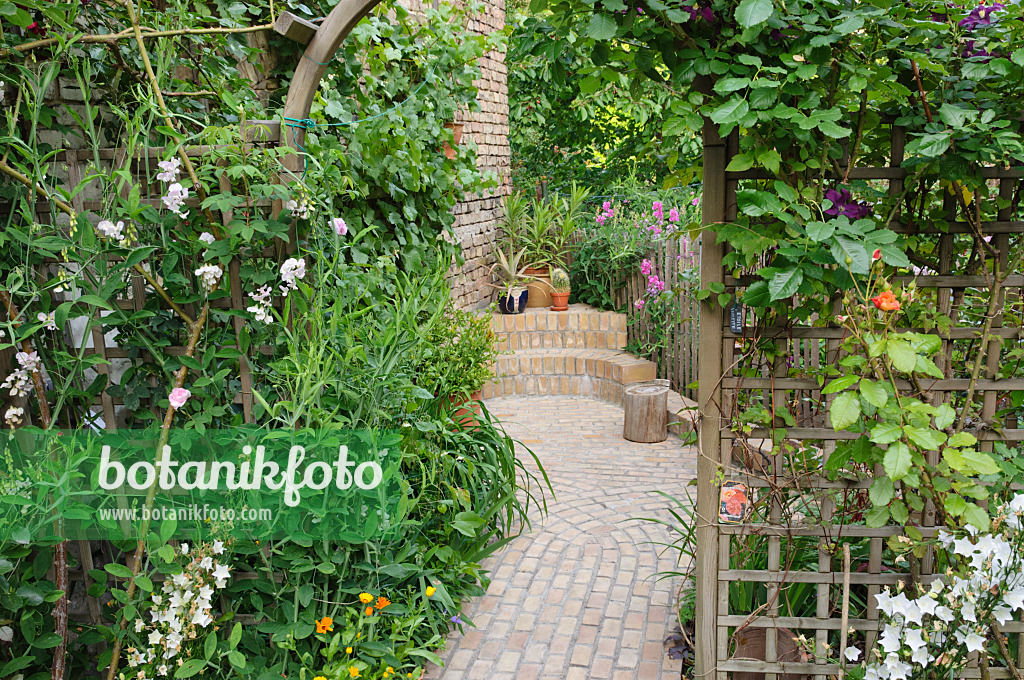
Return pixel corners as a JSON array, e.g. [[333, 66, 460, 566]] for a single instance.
[[104, 303, 209, 680], [1, 23, 274, 57], [990, 623, 1023, 680]]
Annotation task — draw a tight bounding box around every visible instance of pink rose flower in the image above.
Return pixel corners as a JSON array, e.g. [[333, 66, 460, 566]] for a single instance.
[[168, 387, 191, 409]]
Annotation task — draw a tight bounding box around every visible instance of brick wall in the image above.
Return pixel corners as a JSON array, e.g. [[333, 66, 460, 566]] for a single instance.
[[404, 0, 510, 310]]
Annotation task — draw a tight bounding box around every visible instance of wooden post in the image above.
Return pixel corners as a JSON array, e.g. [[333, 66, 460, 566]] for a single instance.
[[695, 82, 727, 680], [623, 380, 669, 443]]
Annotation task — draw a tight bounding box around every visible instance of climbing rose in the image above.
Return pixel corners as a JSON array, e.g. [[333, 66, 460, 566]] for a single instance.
[[873, 249, 882, 260], [871, 291, 901, 312], [332, 217, 348, 236], [168, 387, 191, 409]]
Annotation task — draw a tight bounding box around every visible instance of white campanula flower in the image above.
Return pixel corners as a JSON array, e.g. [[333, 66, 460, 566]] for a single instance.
[[162, 183, 190, 218], [191, 609, 213, 628], [135, 618, 145, 633], [878, 628, 901, 654], [212, 540, 224, 555], [964, 632, 986, 653], [194, 264, 222, 292], [156, 158, 181, 183], [212, 562, 230, 587], [844, 646, 861, 662], [199, 557, 213, 571]]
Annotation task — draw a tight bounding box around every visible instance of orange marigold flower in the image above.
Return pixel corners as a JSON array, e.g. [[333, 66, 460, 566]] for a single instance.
[[358, 592, 374, 604], [364, 606, 374, 616], [315, 616, 334, 634], [871, 291, 900, 311], [349, 667, 361, 678], [375, 596, 391, 610]]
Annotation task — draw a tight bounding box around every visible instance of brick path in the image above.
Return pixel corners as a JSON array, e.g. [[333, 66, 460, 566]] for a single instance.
[[428, 395, 698, 680]]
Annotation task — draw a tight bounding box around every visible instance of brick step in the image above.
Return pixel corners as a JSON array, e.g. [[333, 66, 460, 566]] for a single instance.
[[483, 347, 697, 433], [491, 304, 627, 351]]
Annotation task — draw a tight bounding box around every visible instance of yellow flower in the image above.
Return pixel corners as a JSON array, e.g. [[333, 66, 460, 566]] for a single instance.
[[358, 592, 373, 604], [314, 677, 327, 680], [425, 586, 436, 597], [387, 668, 394, 673], [346, 646, 353, 654], [315, 616, 334, 634], [348, 667, 361, 678]]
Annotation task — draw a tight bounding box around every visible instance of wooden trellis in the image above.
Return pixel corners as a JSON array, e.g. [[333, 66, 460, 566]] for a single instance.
[[0, 0, 388, 632], [694, 117, 1024, 679]]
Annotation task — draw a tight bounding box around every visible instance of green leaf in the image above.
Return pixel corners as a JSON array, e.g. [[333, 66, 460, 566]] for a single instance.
[[587, 14, 618, 40], [962, 503, 990, 531], [175, 660, 207, 678], [229, 623, 243, 649], [105, 563, 133, 579], [822, 375, 859, 395], [934, 403, 955, 430], [948, 432, 976, 447], [865, 505, 890, 527], [768, 267, 803, 300], [886, 338, 917, 373], [756, 148, 782, 174], [939, 103, 972, 128], [834, 14, 864, 34], [869, 478, 895, 506], [883, 442, 912, 481], [716, 77, 752, 94], [710, 98, 750, 125], [1012, 48, 1024, 67], [228, 650, 246, 668], [805, 221, 835, 243], [830, 235, 870, 274], [726, 153, 755, 172], [741, 281, 771, 307], [203, 631, 217, 660], [944, 494, 967, 517], [859, 380, 888, 409], [735, 0, 774, 27], [962, 450, 1001, 475], [829, 392, 861, 431], [905, 426, 946, 450], [817, 120, 851, 139]]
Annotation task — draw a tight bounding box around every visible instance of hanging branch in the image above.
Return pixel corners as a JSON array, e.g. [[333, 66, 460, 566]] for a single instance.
[[0, 23, 274, 58]]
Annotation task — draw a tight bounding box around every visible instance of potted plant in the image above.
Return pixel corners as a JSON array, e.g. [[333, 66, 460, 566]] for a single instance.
[[523, 198, 558, 308], [487, 242, 531, 314], [442, 122, 464, 159], [550, 267, 571, 311], [415, 309, 500, 427]]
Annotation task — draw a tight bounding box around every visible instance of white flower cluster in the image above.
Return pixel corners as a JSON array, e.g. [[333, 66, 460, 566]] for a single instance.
[[162, 183, 190, 218], [279, 257, 306, 293], [97, 219, 126, 242], [4, 405, 24, 428], [246, 285, 273, 322], [861, 494, 1024, 680], [156, 158, 181, 183], [285, 197, 312, 220], [37, 312, 56, 331], [126, 541, 230, 678], [2, 351, 40, 398], [194, 264, 222, 293]]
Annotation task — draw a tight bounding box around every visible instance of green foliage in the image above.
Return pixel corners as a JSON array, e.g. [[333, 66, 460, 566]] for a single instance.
[[414, 307, 503, 398], [508, 12, 701, 192]]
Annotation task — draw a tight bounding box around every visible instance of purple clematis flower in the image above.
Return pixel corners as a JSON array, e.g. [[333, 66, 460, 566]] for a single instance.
[[959, 3, 1003, 30]]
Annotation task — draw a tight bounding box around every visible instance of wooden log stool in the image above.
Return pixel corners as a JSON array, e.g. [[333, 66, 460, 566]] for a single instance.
[[622, 380, 670, 443]]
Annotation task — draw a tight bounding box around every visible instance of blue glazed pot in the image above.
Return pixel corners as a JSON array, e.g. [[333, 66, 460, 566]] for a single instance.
[[498, 289, 529, 314]]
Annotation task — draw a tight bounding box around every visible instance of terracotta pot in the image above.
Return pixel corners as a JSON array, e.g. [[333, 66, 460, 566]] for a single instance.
[[550, 291, 570, 311], [524, 266, 552, 308], [447, 389, 482, 428], [442, 122, 464, 159]]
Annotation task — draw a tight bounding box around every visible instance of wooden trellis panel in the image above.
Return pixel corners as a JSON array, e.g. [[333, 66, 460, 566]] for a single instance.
[[694, 120, 1024, 679]]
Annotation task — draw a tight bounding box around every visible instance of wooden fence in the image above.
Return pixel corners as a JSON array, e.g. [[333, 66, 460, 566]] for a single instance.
[[694, 121, 1024, 680], [614, 235, 701, 400]]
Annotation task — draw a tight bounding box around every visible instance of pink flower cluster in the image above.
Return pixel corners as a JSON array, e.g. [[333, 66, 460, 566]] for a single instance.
[[595, 201, 615, 226]]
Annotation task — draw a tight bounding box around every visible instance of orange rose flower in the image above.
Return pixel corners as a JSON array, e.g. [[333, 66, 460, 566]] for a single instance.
[[315, 616, 334, 634], [375, 596, 391, 610], [871, 291, 900, 311]]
